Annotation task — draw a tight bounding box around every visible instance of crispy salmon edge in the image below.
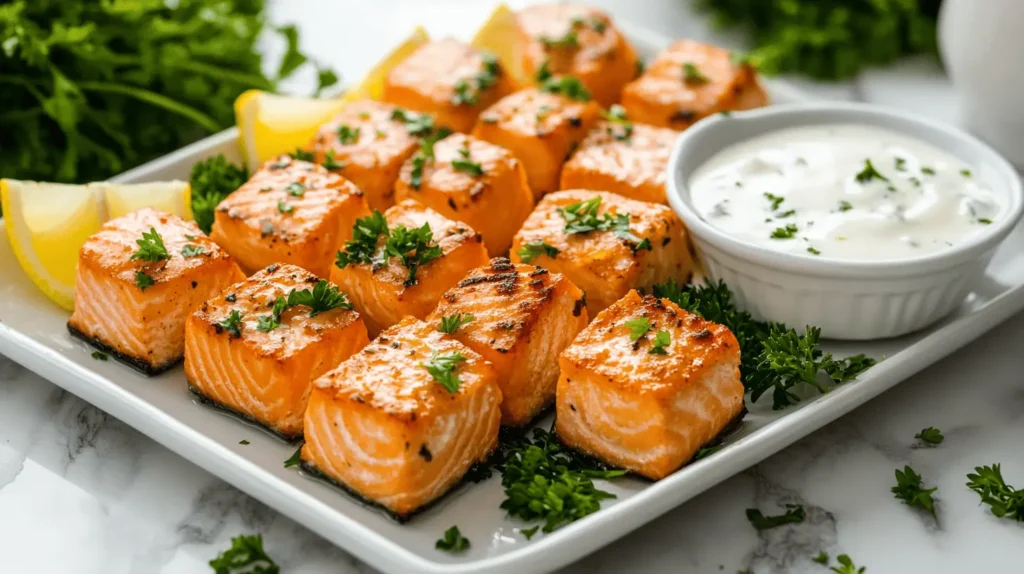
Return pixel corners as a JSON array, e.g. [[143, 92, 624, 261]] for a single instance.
[[187, 384, 303, 442], [67, 322, 182, 376]]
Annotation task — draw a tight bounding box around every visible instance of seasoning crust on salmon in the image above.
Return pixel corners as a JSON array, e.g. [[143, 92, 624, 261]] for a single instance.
[[211, 156, 370, 278], [301, 317, 501, 518], [184, 263, 368, 438], [427, 258, 588, 426], [68, 208, 244, 374], [555, 290, 744, 480]]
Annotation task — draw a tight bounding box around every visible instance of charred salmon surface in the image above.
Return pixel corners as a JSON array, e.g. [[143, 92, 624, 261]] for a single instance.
[[555, 289, 744, 480], [67, 208, 244, 374], [301, 316, 501, 518]]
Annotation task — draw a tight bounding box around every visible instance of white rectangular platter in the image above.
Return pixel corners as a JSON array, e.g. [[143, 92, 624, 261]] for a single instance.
[[3, 20, 1024, 574]]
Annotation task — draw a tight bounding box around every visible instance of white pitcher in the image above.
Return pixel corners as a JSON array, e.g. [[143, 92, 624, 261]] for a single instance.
[[939, 0, 1024, 167]]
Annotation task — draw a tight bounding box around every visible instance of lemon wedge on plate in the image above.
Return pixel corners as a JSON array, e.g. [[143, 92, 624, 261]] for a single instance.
[[99, 180, 191, 220], [471, 4, 525, 87]]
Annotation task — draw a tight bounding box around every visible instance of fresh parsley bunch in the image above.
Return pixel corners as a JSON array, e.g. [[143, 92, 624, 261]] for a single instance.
[[0, 0, 337, 184], [695, 0, 941, 80]]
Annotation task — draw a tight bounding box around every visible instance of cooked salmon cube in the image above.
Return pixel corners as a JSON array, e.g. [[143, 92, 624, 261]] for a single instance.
[[329, 200, 488, 338], [301, 316, 501, 517], [555, 290, 744, 479], [211, 155, 369, 278], [427, 257, 587, 426], [304, 100, 422, 211], [184, 264, 369, 437], [472, 88, 599, 198], [509, 190, 693, 317], [393, 133, 534, 256], [516, 4, 639, 107], [621, 39, 768, 130], [381, 39, 517, 133], [67, 208, 245, 375], [560, 110, 680, 204]]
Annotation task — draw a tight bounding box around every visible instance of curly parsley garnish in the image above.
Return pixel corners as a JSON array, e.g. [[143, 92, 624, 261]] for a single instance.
[[424, 351, 468, 393], [336, 211, 389, 268], [915, 426, 944, 445], [682, 62, 710, 84], [746, 504, 805, 530], [438, 313, 475, 334], [286, 182, 306, 197], [539, 75, 591, 101], [208, 534, 279, 574], [558, 196, 650, 252], [134, 271, 155, 291], [287, 280, 352, 317], [385, 223, 444, 285], [892, 465, 937, 517], [218, 309, 243, 338], [517, 241, 559, 263], [189, 154, 248, 234], [539, 29, 579, 49], [335, 211, 442, 284], [966, 464, 1024, 521], [130, 227, 170, 261], [408, 128, 452, 190], [435, 526, 470, 553], [854, 158, 889, 184]]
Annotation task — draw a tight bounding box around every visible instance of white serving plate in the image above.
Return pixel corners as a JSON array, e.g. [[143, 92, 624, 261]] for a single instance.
[[2, 21, 1024, 574]]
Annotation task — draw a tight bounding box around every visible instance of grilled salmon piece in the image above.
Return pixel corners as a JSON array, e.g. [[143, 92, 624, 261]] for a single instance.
[[472, 88, 599, 198], [67, 208, 244, 374], [560, 109, 680, 204], [184, 264, 368, 437], [381, 39, 517, 133], [621, 39, 768, 130], [510, 190, 693, 317], [301, 316, 501, 517], [427, 258, 587, 426], [556, 290, 744, 479], [330, 200, 488, 338], [516, 4, 638, 107], [303, 100, 422, 212], [211, 156, 369, 278], [394, 133, 534, 256]]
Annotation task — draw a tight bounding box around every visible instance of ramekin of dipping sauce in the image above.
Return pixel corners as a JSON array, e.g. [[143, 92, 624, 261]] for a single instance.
[[667, 102, 1023, 340]]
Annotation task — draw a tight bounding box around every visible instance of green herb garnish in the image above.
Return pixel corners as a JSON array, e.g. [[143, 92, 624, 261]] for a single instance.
[[854, 159, 889, 184], [540, 30, 579, 49], [682, 62, 710, 84], [539, 75, 591, 101], [452, 51, 502, 106], [649, 330, 671, 355], [966, 464, 1024, 521], [921, 166, 936, 175], [130, 227, 170, 261], [190, 155, 248, 234], [517, 241, 559, 263], [435, 526, 470, 553], [961, 169, 972, 177], [830, 555, 866, 574], [745, 505, 805, 530], [91, 351, 108, 361], [256, 296, 288, 332], [520, 526, 540, 540], [813, 552, 829, 565], [807, 246, 821, 255], [439, 313, 475, 334], [134, 271, 155, 291], [181, 244, 204, 257], [558, 196, 649, 251], [322, 150, 345, 170], [335, 210, 389, 268], [208, 534, 279, 574], [600, 104, 633, 141], [239, 440, 250, 445], [895, 157, 907, 171], [770, 223, 798, 239], [977, 218, 992, 225], [624, 317, 652, 341], [390, 108, 436, 136], [285, 182, 305, 197], [452, 158, 484, 176], [915, 427, 944, 445], [277, 201, 294, 215], [290, 148, 314, 162], [838, 200, 853, 212], [218, 309, 243, 338], [335, 211, 442, 284], [764, 192, 785, 211], [384, 223, 444, 285], [892, 465, 937, 517], [284, 445, 303, 468], [336, 125, 360, 145], [287, 280, 352, 317], [424, 351, 468, 393]]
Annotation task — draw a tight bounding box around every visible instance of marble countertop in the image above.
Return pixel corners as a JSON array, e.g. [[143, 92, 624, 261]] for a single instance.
[[3, 1, 1022, 572]]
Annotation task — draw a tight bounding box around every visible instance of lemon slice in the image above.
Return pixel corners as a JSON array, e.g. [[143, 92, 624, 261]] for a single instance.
[[235, 91, 346, 173], [472, 4, 525, 87], [99, 181, 191, 220], [1, 180, 105, 310], [343, 26, 430, 103]]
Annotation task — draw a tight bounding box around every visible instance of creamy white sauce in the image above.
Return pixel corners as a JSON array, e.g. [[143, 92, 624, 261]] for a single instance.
[[689, 124, 1004, 261]]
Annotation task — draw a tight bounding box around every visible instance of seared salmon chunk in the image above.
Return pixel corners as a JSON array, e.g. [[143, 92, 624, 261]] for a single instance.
[[301, 316, 501, 518], [304, 100, 423, 212], [330, 200, 488, 337], [510, 190, 693, 317], [560, 107, 681, 204], [472, 87, 600, 199], [427, 258, 587, 426], [381, 39, 517, 133], [556, 290, 744, 480], [184, 264, 368, 438], [67, 208, 244, 374], [621, 39, 768, 130], [394, 133, 534, 256], [516, 4, 639, 107], [211, 155, 369, 278]]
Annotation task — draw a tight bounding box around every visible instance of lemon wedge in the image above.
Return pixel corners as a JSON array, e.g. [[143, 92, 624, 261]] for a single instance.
[[343, 26, 431, 103], [472, 4, 525, 87], [99, 180, 191, 220], [235, 91, 346, 173]]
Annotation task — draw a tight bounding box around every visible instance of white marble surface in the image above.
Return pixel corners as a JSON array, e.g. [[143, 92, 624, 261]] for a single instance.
[[3, 1, 1023, 572]]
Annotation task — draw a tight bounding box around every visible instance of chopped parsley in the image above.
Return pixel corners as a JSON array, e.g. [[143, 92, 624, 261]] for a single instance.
[[854, 159, 889, 184], [649, 330, 671, 355], [451, 51, 502, 106], [284, 445, 303, 468], [134, 270, 155, 291], [181, 244, 204, 257], [966, 464, 1024, 521], [895, 156, 907, 171], [256, 296, 288, 332], [520, 526, 540, 540], [218, 309, 243, 338], [961, 168, 972, 177], [558, 196, 649, 251], [384, 223, 444, 285], [770, 223, 798, 239], [763, 192, 784, 211], [813, 551, 830, 565], [390, 108, 436, 136], [285, 182, 305, 197], [777, 209, 796, 218], [208, 534, 279, 574], [322, 150, 345, 170], [540, 29, 578, 49], [91, 351, 108, 361], [745, 504, 805, 530], [407, 128, 452, 190], [600, 104, 633, 141], [130, 227, 170, 261], [838, 200, 853, 212], [624, 317, 652, 341], [921, 166, 936, 175], [517, 241, 559, 263], [424, 351, 468, 393], [438, 313, 475, 334], [335, 211, 442, 284], [277, 201, 294, 215], [539, 75, 591, 101], [451, 158, 484, 176], [535, 60, 553, 83], [694, 445, 722, 460], [239, 440, 250, 445], [830, 555, 866, 574], [978, 218, 993, 225], [336, 210, 389, 267], [892, 465, 937, 517], [336, 124, 360, 145], [915, 426, 944, 445], [286, 280, 352, 316], [261, 221, 274, 237], [290, 148, 314, 162], [435, 526, 470, 553], [682, 62, 710, 84], [807, 246, 821, 255]]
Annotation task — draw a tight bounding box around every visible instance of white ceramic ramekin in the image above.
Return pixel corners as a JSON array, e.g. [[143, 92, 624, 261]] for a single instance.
[[666, 102, 1024, 340]]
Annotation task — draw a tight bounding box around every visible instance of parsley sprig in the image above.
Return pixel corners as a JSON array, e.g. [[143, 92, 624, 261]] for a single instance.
[[390, 108, 436, 136], [624, 317, 652, 340], [649, 330, 671, 355], [134, 271, 155, 291], [424, 351, 468, 393], [854, 159, 889, 184], [190, 155, 248, 234], [745, 504, 805, 530], [287, 280, 352, 317], [600, 104, 633, 141], [438, 313, 474, 334], [385, 223, 444, 285], [335, 211, 443, 285], [336, 211, 389, 268], [966, 464, 1024, 521], [682, 61, 710, 84], [830, 554, 866, 574], [539, 75, 591, 101], [892, 465, 937, 517], [452, 52, 501, 106], [558, 196, 651, 252], [915, 427, 944, 445], [435, 526, 470, 553], [130, 227, 170, 261], [218, 309, 243, 338], [517, 241, 560, 263], [208, 534, 279, 574]]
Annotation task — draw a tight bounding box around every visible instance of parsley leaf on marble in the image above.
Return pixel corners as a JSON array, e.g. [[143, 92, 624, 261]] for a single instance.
[[891, 465, 937, 517], [435, 526, 471, 553], [745, 504, 805, 530], [208, 533, 279, 574], [966, 464, 1024, 521], [915, 427, 944, 445]]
